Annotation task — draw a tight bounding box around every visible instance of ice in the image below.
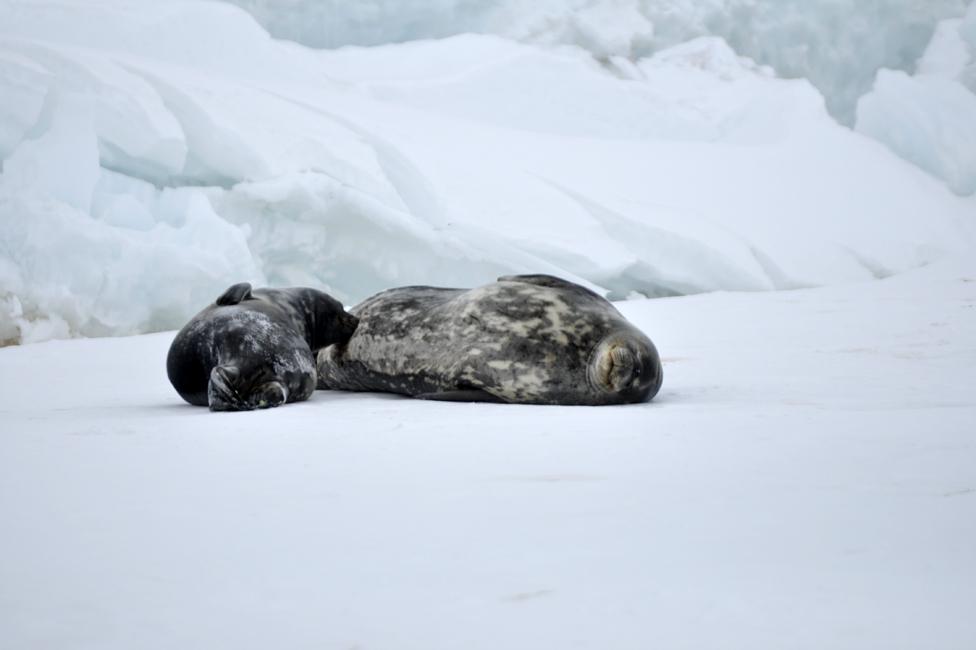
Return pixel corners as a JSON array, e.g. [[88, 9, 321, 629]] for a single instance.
[[856, 3, 976, 196], [1, 0, 975, 344], [2, 257, 975, 649], [690, 0, 970, 124], [960, 4, 976, 91], [1, 89, 99, 212], [918, 18, 971, 79], [0, 79, 260, 343], [965, 4, 976, 52], [230, 0, 496, 49], [0, 185, 261, 344], [856, 70, 976, 196], [226, 0, 970, 123], [319, 34, 973, 292]]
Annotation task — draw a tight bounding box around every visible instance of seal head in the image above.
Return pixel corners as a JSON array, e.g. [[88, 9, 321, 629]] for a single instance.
[[588, 332, 663, 405], [167, 283, 358, 411]]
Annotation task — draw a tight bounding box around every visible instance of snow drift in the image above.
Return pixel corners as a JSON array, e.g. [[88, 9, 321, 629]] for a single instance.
[[228, 0, 970, 124], [1, 0, 974, 344], [233, 0, 976, 194]]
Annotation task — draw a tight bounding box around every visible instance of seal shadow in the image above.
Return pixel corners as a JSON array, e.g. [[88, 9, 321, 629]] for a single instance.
[[138, 401, 222, 416]]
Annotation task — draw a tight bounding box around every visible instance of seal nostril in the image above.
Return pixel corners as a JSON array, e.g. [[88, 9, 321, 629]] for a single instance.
[[253, 381, 287, 408]]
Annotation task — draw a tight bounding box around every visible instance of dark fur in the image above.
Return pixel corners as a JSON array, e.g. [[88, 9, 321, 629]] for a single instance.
[[167, 283, 358, 411]]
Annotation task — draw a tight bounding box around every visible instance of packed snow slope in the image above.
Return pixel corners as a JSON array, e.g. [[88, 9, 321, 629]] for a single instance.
[[229, 0, 970, 124], [1, 0, 975, 345], [2, 258, 975, 650]]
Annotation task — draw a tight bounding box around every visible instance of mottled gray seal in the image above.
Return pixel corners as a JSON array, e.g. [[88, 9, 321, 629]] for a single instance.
[[317, 274, 662, 405], [167, 282, 359, 411]]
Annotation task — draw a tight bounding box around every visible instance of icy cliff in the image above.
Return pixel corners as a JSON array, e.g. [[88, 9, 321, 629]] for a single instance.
[[857, 3, 976, 196]]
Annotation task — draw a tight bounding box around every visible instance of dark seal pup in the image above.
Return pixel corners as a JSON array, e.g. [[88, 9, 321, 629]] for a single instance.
[[317, 274, 662, 405], [167, 282, 359, 411]]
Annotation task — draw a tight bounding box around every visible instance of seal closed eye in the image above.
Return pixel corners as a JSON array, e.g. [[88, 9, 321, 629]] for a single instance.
[[317, 274, 662, 405], [167, 282, 359, 411]]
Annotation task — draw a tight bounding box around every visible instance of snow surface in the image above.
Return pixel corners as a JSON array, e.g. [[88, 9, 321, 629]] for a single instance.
[[2, 0, 975, 345], [2, 257, 976, 650], [233, 0, 976, 196]]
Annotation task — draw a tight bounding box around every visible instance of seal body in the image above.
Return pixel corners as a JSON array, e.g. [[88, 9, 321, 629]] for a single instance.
[[317, 274, 662, 405], [167, 283, 359, 411]]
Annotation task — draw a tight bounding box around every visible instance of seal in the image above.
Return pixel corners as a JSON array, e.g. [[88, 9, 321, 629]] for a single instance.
[[167, 282, 359, 411], [317, 274, 662, 405]]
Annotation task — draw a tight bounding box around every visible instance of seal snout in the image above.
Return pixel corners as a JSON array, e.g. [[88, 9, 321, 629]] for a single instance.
[[608, 346, 638, 392], [207, 365, 288, 411], [589, 334, 663, 404]]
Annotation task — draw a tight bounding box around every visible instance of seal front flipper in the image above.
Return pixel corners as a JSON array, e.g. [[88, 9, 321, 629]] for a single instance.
[[208, 365, 243, 411], [415, 389, 507, 403], [216, 282, 253, 306], [207, 364, 291, 411]]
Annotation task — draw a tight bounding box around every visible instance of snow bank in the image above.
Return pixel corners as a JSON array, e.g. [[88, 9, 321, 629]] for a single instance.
[[3, 259, 976, 650], [1, 0, 974, 344], [857, 4, 976, 196], [227, 0, 970, 123]]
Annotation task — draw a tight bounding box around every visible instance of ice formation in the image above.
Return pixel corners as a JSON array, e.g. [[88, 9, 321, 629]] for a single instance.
[[228, 0, 970, 123], [1, 0, 975, 344], [857, 3, 976, 196]]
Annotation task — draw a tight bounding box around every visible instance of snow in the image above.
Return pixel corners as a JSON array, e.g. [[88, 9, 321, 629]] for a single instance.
[[2, 258, 976, 649], [2, 2, 975, 645], [2, 0, 975, 344], [227, 0, 970, 123]]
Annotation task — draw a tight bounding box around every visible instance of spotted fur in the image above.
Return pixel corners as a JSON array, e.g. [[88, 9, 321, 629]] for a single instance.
[[317, 274, 662, 405]]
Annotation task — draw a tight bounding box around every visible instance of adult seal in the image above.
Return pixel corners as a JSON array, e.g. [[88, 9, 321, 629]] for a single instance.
[[317, 274, 662, 405], [167, 282, 359, 411]]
